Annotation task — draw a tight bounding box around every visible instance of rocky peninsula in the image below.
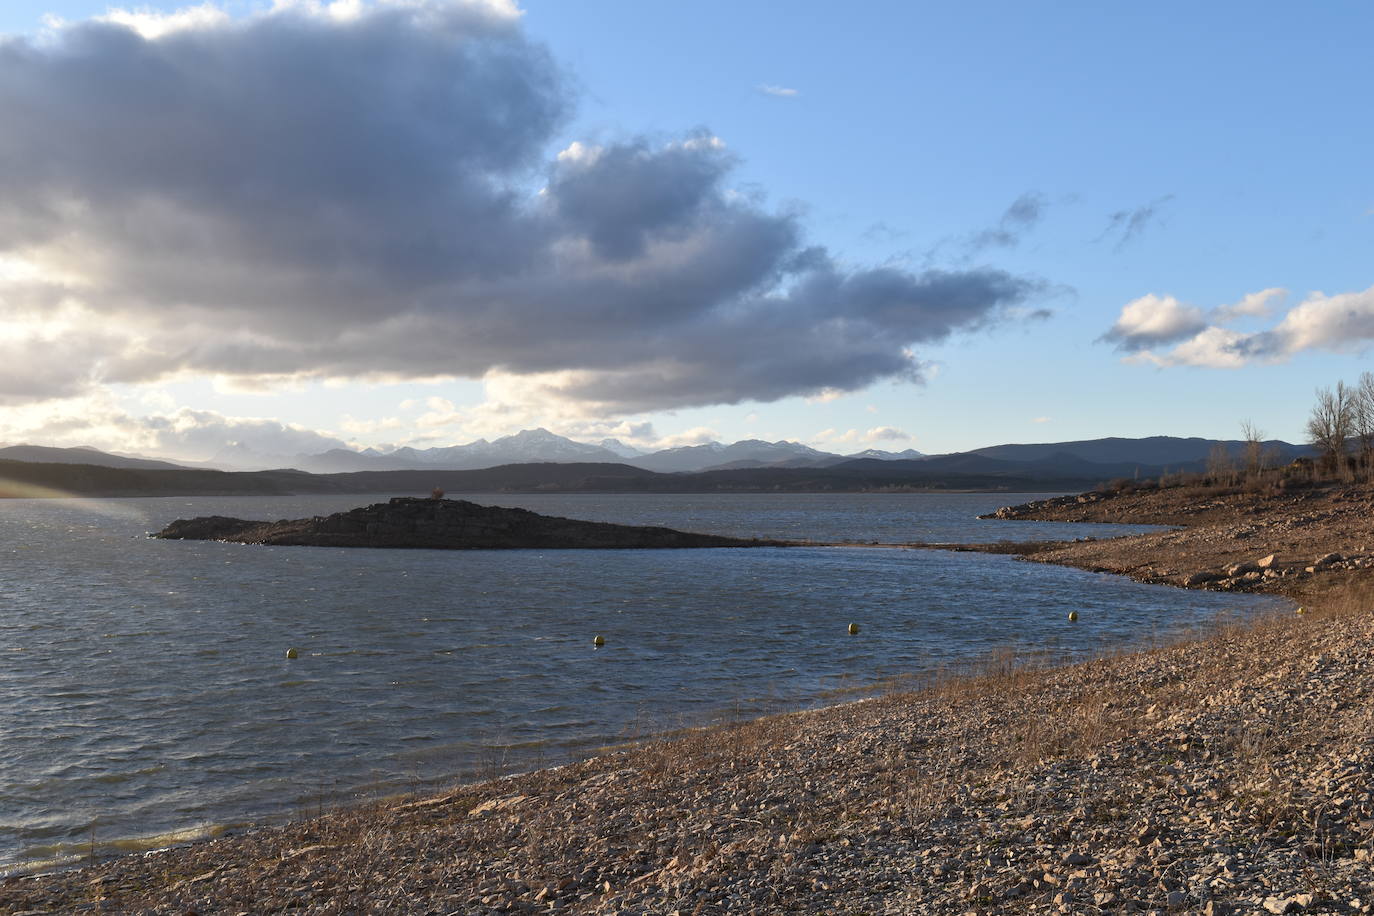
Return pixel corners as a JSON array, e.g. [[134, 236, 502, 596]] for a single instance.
[[8, 481, 1373, 914], [984, 479, 1374, 598], [153, 496, 789, 550]]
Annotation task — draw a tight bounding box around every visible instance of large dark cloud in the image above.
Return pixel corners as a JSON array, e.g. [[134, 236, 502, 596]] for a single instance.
[[0, 1, 1045, 413]]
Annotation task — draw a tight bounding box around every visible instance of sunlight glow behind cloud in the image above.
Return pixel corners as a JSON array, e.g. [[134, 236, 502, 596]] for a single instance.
[[0, 0, 1043, 430]]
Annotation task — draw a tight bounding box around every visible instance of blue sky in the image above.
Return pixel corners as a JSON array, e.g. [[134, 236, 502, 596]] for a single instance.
[[0, 0, 1370, 460]]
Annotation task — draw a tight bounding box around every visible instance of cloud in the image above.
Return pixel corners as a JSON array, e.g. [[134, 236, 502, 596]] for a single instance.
[[651, 426, 720, 448], [1112, 283, 1374, 368], [0, 0, 1043, 417], [1032, 416, 1051, 423], [1102, 287, 1289, 353], [965, 192, 1049, 253], [757, 84, 798, 97], [0, 393, 349, 460], [1098, 195, 1174, 250], [1211, 287, 1286, 323], [96, 2, 232, 38], [1099, 294, 1208, 351], [812, 426, 910, 446], [812, 428, 859, 445]]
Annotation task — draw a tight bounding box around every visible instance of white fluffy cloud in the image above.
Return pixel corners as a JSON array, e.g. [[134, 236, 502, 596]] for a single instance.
[[1111, 284, 1374, 368], [812, 426, 912, 446], [1100, 294, 1208, 351], [0, 0, 1043, 416], [1212, 287, 1285, 323]]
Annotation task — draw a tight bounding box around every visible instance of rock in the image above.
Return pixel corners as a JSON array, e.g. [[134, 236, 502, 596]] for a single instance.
[[1225, 561, 1260, 576], [1263, 896, 1310, 914], [155, 498, 790, 551], [1313, 552, 1343, 569], [1184, 570, 1225, 586], [1257, 553, 1278, 568], [1166, 889, 1188, 908]]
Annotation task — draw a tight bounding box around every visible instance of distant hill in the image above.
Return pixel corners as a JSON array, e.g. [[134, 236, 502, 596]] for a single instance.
[[963, 436, 1312, 470], [0, 445, 188, 471], [0, 458, 318, 498]]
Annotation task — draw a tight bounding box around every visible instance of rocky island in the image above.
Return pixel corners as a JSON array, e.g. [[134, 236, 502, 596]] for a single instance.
[[153, 496, 789, 550]]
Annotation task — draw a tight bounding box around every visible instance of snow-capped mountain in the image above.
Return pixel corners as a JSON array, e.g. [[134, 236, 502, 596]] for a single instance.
[[206, 429, 927, 474], [597, 438, 644, 458], [846, 447, 926, 461], [627, 439, 845, 473], [212, 428, 628, 472]]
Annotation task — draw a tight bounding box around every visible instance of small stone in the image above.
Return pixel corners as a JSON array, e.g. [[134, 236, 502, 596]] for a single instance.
[[1166, 890, 1188, 908], [1063, 852, 1092, 866], [1256, 553, 1278, 568]]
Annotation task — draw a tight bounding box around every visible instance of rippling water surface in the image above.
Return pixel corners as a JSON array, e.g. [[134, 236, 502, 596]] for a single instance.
[[0, 492, 1286, 869]]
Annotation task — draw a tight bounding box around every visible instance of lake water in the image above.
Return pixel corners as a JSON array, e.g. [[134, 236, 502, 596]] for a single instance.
[[0, 492, 1287, 871]]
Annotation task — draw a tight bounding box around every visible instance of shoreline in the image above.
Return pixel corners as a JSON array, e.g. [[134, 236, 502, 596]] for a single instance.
[[4, 484, 1373, 913]]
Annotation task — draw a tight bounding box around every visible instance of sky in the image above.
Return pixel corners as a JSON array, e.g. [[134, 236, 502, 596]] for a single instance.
[[0, 0, 1371, 462]]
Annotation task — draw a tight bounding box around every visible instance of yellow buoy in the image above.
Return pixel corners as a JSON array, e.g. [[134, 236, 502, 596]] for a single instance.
[[847, 622, 859, 635], [285, 647, 299, 659], [1068, 611, 1079, 622], [593, 634, 605, 647]]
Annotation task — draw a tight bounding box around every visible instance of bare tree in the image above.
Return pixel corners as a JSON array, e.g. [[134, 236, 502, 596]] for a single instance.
[[1239, 419, 1267, 476], [1206, 442, 1236, 484], [1354, 371, 1374, 461], [1307, 382, 1355, 472]]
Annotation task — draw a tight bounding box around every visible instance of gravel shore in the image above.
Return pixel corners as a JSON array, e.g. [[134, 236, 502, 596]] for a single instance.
[[988, 480, 1374, 596], [4, 485, 1372, 915]]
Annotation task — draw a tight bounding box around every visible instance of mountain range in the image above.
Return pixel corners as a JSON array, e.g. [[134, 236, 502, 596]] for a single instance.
[[195, 429, 1312, 477], [1, 432, 1315, 479], [0, 432, 1318, 500], [201, 428, 929, 474]]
